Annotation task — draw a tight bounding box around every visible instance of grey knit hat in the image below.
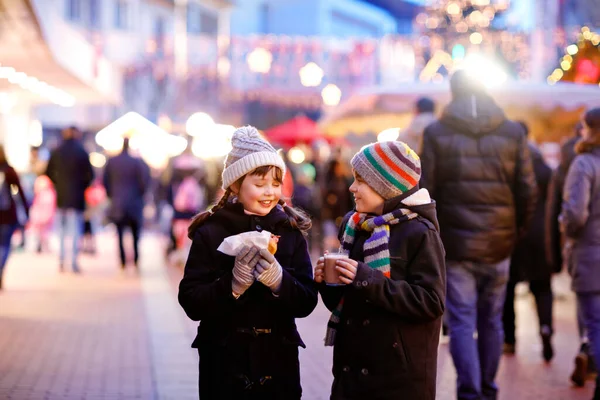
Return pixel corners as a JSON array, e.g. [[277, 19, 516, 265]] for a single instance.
[[221, 126, 286, 189], [351, 141, 421, 200]]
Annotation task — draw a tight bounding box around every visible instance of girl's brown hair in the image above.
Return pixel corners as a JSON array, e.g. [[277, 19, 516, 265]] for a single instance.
[[576, 107, 600, 154], [188, 165, 311, 238]]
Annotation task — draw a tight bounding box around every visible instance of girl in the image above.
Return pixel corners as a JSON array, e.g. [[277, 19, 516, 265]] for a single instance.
[[29, 175, 56, 253], [315, 141, 446, 400], [178, 126, 318, 399], [561, 107, 600, 399]]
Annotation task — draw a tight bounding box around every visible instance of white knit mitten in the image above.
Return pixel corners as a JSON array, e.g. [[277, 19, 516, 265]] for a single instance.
[[255, 249, 283, 293], [232, 245, 260, 296]]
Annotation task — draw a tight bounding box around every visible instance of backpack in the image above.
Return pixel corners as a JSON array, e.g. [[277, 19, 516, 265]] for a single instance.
[[0, 170, 13, 211], [173, 177, 205, 213]]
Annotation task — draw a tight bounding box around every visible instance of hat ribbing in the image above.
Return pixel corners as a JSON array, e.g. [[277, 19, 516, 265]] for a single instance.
[[222, 126, 286, 189], [351, 141, 421, 200]]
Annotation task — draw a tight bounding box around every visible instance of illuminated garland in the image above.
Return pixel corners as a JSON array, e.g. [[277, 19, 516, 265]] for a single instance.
[[548, 27, 600, 86]]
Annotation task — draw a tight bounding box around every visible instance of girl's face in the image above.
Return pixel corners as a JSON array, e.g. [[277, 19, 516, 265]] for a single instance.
[[234, 168, 282, 216], [349, 169, 385, 215], [581, 119, 591, 140]]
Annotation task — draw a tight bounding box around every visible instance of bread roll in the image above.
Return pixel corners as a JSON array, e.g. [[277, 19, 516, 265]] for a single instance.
[[268, 234, 280, 254]]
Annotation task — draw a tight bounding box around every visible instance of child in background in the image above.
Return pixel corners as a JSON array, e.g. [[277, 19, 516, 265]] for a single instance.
[[82, 179, 107, 254], [28, 175, 56, 253], [178, 126, 317, 399], [314, 141, 446, 400]]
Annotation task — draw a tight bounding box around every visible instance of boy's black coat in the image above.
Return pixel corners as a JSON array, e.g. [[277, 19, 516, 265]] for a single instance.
[[319, 194, 446, 400], [178, 202, 318, 399]]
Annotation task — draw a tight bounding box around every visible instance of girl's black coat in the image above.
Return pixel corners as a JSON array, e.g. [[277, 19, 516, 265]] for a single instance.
[[178, 202, 318, 399], [319, 195, 446, 400]]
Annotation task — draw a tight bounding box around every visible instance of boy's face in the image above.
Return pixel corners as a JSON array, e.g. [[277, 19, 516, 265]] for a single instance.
[[349, 169, 385, 215], [234, 169, 282, 216]]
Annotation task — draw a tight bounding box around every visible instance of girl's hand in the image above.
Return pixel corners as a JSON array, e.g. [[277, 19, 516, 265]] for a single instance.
[[336, 258, 358, 284], [314, 256, 325, 283]]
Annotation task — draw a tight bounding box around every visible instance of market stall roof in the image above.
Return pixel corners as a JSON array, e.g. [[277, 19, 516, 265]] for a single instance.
[[265, 115, 328, 147], [319, 81, 600, 140]]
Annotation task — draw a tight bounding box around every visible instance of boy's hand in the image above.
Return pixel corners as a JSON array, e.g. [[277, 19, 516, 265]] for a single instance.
[[314, 256, 325, 283], [336, 258, 358, 284]]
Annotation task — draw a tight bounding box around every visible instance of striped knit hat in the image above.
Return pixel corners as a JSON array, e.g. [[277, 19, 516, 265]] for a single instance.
[[221, 126, 286, 189], [351, 141, 421, 200]]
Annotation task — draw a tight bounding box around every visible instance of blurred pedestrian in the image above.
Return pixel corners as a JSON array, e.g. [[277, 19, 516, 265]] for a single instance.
[[560, 107, 600, 399], [420, 70, 537, 400], [171, 173, 205, 266], [178, 126, 317, 399], [46, 126, 94, 273], [82, 179, 108, 254], [545, 122, 597, 384], [0, 145, 30, 290], [502, 121, 554, 362], [315, 141, 445, 400], [397, 96, 437, 155], [322, 158, 354, 251], [28, 175, 56, 253], [103, 138, 150, 270]]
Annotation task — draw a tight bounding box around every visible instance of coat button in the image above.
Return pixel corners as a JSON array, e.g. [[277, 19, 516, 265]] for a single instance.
[[362, 281, 368, 287], [255, 225, 262, 231], [362, 319, 370, 326], [342, 366, 350, 372], [392, 342, 398, 348], [346, 319, 351, 325], [361, 368, 369, 375]]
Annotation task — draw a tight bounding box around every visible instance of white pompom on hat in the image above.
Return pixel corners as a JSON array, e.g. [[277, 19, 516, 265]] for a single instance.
[[221, 126, 286, 189]]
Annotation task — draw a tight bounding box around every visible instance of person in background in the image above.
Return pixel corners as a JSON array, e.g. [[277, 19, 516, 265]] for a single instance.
[[46, 126, 94, 273], [322, 158, 354, 251], [397, 97, 437, 155], [560, 107, 600, 399], [104, 138, 150, 270], [0, 145, 29, 290], [502, 121, 554, 362], [82, 179, 108, 254], [420, 70, 537, 400], [546, 122, 596, 385], [28, 175, 56, 253]]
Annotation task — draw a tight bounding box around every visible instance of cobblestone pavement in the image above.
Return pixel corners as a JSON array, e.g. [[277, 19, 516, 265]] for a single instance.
[[0, 231, 594, 399]]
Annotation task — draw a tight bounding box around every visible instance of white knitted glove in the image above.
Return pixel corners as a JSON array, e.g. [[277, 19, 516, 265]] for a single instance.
[[255, 249, 283, 293], [232, 245, 260, 296]]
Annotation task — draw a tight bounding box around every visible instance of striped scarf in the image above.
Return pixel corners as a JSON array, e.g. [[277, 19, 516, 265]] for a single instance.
[[324, 207, 418, 346]]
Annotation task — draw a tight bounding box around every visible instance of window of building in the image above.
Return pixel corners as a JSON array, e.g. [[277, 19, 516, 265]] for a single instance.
[[187, 3, 218, 35], [89, 0, 101, 29], [260, 3, 270, 34], [66, 0, 82, 22], [114, 0, 129, 30]]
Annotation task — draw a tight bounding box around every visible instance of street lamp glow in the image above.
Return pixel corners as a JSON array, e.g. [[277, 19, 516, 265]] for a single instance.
[[299, 62, 324, 87], [461, 54, 508, 88], [29, 120, 43, 147], [378, 128, 400, 142], [186, 112, 215, 137], [247, 48, 273, 74], [321, 84, 342, 106], [288, 147, 306, 164], [469, 32, 483, 45], [191, 124, 234, 159]]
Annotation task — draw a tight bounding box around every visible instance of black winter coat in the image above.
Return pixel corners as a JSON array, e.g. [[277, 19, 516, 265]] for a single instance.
[[510, 145, 553, 282], [421, 94, 537, 264], [45, 139, 94, 211], [319, 193, 446, 400], [178, 202, 318, 400]]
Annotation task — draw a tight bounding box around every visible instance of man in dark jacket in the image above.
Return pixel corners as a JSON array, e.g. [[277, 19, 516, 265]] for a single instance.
[[420, 70, 537, 400], [46, 127, 94, 273], [103, 138, 150, 269]]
